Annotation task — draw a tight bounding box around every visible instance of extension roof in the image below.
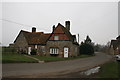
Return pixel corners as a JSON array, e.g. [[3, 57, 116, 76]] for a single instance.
[[14, 30, 51, 45]]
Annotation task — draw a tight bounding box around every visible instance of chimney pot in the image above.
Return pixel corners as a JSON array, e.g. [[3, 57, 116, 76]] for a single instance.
[[32, 27, 36, 32]]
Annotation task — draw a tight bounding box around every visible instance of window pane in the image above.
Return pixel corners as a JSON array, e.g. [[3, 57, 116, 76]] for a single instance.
[[54, 36, 59, 40], [52, 48, 54, 54], [50, 48, 52, 54], [56, 48, 57, 54], [57, 49, 58, 54], [54, 48, 56, 54], [54, 48, 55, 54]]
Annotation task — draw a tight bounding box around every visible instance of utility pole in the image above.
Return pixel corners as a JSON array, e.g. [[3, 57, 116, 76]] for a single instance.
[[78, 34, 79, 44]]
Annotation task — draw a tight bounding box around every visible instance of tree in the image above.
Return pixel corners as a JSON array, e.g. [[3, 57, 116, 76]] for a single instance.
[[80, 43, 94, 55], [84, 35, 92, 44], [93, 44, 103, 52], [80, 35, 94, 55]]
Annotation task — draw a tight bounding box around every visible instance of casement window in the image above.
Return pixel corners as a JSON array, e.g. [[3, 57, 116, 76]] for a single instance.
[[54, 36, 59, 40], [50, 48, 59, 54]]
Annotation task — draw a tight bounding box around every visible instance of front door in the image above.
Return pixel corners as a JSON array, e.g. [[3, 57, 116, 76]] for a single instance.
[[64, 47, 68, 58]]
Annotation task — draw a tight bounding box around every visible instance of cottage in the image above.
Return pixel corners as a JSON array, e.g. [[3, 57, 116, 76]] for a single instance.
[[110, 35, 120, 55], [13, 21, 79, 58]]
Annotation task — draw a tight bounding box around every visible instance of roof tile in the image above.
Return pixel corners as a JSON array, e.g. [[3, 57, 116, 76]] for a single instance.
[[22, 30, 51, 45]]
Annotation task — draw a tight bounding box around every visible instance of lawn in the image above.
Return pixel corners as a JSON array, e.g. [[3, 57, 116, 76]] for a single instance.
[[2, 52, 38, 63], [96, 61, 119, 78], [30, 54, 94, 62], [2, 52, 94, 63]]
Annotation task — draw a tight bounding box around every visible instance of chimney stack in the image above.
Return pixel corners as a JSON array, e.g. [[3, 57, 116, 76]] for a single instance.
[[53, 25, 55, 32], [32, 27, 36, 32], [65, 21, 70, 31]]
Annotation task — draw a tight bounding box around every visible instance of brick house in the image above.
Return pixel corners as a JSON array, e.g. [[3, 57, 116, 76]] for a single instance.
[[110, 35, 120, 55], [13, 21, 79, 58]]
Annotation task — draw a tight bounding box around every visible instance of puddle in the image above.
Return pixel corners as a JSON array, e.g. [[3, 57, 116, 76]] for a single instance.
[[80, 66, 100, 76]]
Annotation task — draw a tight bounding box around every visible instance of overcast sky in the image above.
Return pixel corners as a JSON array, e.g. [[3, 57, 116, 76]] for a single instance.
[[1, 2, 118, 46]]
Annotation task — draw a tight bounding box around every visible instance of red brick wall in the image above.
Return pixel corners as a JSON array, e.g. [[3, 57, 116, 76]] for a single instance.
[[49, 34, 69, 40]]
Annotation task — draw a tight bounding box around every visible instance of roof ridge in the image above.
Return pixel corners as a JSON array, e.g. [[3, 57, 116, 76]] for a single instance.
[[58, 23, 64, 27], [21, 30, 30, 33]]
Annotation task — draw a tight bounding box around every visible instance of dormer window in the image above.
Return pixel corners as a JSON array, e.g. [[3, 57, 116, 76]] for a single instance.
[[54, 36, 59, 40]]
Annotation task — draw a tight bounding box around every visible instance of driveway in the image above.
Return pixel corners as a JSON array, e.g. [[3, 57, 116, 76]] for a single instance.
[[2, 52, 112, 78]]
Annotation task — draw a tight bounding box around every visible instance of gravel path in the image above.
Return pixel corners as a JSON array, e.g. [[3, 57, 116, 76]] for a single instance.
[[2, 52, 112, 78]]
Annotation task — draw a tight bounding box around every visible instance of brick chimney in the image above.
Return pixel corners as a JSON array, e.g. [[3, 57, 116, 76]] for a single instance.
[[32, 27, 36, 32], [65, 21, 70, 31], [53, 25, 55, 32]]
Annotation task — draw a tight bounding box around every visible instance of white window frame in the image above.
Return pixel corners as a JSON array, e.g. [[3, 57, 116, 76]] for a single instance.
[[54, 36, 59, 40], [50, 48, 59, 54]]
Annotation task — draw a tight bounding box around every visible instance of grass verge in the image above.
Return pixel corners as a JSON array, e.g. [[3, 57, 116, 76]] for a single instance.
[[95, 61, 119, 78], [30, 54, 94, 62], [2, 52, 94, 63], [2, 52, 38, 63]]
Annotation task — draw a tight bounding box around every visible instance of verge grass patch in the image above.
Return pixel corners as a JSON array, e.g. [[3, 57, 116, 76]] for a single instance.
[[2, 52, 38, 63], [96, 61, 119, 78]]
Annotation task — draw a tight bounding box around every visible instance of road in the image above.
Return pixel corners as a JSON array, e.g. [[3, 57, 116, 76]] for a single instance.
[[2, 52, 112, 78]]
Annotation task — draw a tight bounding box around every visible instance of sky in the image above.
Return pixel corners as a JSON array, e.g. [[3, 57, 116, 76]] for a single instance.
[[1, 2, 118, 46]]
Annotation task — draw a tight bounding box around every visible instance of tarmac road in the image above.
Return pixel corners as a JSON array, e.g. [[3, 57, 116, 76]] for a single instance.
[[2, 52, 112, 78]]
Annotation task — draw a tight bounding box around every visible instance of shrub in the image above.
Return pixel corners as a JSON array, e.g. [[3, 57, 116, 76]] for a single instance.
[[80, 43, 94, 55], [20, 50, 27, 54], [30, 49, 37, 55]]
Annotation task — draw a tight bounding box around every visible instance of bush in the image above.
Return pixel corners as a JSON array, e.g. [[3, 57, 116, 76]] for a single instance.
[[80, 43, 94, 55], [20, 50, 27, 54], [30, 49, 37, 55]]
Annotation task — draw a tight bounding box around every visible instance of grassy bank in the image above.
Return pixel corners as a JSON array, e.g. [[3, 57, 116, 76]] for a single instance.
[[95, 61, 119, 78]]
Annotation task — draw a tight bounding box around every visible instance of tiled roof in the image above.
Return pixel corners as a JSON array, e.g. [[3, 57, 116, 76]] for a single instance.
[[53, 23, 73, 41], [14, 22, 79, 45], [52, 23, 79, 45], [15, 30, 51, 45]]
